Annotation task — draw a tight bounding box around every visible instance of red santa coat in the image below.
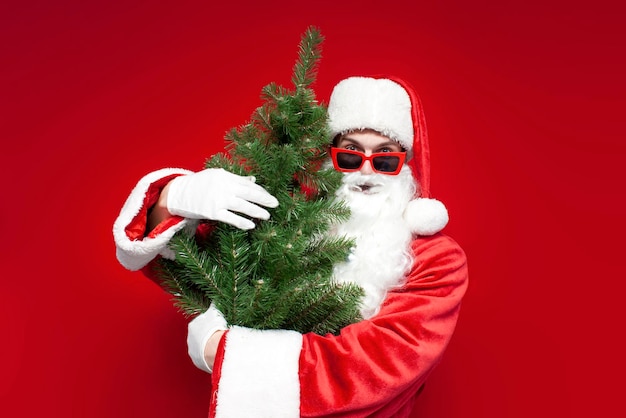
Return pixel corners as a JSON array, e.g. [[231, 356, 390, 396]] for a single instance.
[[113, 170, 468, 418]]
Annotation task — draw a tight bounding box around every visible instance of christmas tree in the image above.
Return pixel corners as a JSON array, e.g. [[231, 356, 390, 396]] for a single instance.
[[157, 27, 364, 335]]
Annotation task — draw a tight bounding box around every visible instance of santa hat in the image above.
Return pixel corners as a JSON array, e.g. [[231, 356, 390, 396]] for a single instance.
[[328, 76, 449, 236]]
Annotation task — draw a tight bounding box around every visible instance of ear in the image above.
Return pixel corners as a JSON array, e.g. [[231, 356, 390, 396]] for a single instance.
[[403, 198, 449, 236]]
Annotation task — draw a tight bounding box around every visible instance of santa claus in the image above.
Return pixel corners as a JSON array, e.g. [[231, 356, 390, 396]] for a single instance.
[[113, 76, 468, 417]]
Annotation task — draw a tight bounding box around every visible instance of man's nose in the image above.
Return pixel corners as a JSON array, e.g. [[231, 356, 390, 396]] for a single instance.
[[360, 159, 374, 175]]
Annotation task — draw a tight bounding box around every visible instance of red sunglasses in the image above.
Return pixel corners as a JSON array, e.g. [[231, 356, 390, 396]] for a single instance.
[[330, 147, 406, 175]]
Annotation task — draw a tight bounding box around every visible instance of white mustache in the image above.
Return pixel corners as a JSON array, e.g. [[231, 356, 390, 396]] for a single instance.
[[341, 172, 391, 190]]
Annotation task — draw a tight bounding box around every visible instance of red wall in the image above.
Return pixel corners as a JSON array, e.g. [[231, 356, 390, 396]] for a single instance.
[[2, 1, 624, 417]]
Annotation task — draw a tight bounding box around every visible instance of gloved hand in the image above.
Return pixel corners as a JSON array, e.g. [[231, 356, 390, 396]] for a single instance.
[[167, 168, 279, 230], [187, 303, 228, 373]]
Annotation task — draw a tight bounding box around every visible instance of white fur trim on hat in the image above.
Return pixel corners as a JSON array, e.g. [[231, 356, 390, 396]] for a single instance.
[[113, 168, 194, 271], [328, 77, 414, 150], [403, 198, 449, 236], [215, 326, 302, 418]]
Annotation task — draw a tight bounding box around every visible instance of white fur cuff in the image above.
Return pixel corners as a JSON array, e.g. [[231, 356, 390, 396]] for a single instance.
[[113, 168, 194, 270], [216, 326, 303, 418]]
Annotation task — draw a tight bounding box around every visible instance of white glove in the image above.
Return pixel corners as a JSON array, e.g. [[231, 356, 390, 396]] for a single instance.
[[167, 168, 279, 230], [187, 303, 228, 373]]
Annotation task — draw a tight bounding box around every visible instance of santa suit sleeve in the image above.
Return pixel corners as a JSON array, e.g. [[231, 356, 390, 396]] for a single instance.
[[210, 234, 468, 418], [112, 168, 195, 272]]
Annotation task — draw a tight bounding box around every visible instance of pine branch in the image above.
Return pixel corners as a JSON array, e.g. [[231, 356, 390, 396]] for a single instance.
[[292, 27, 323, 90], [166, 232, 227, 299], [156, 259, 211, 317]]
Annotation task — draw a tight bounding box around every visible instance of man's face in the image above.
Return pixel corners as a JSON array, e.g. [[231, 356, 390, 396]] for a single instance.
[[332, 130, 415, 203]]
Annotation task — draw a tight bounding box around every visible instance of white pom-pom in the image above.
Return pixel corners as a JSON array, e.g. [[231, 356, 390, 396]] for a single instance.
[[404, 198, 449, 236]]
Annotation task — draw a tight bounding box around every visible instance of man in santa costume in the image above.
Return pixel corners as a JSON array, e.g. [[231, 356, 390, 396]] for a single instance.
[[113, 76, 468, 417]]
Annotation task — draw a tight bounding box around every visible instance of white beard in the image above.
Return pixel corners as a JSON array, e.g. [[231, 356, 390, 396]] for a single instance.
[[330, 165, 417, 319]]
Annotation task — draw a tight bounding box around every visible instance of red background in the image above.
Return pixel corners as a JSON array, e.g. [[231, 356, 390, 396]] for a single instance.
[[2, 1, 625, 417]]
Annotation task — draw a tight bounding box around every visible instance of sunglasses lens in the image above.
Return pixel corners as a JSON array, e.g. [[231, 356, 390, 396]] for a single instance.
[[336, 152, 363, 170], [372, 156, 401, 173]]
